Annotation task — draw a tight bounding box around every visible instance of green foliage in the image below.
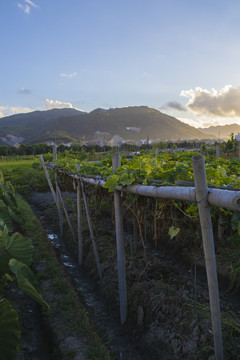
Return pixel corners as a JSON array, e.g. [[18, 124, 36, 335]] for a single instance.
[[0, 298, 21, 360], [9, 259, 49, 310], [0, 174, 49, 358], [168, 225, 180, 239]]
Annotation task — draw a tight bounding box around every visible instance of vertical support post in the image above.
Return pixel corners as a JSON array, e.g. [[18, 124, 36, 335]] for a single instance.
[[53, 144, 63, 236], [40, 155, 57, 204], [112, 153, 127, 324], [216, 146, 220, 158], [40, 155, 76, 243], [77, 165, 83, 265], [192, 154, 223, 360], [56, 186, 76, 243], [80, 177, 102, 280]]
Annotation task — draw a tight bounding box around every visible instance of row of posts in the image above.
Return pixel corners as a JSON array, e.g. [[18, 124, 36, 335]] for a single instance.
[[41, 150, 223, 360]]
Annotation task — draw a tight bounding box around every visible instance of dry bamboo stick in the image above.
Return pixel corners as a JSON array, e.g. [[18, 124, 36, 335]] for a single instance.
[[192, 154, 223, 360], [112, 153, 127, 324], [53, 144, 63, 236], [80, 177, 102, 280], [40, 155, 76, 243], [40, 155, 57, 204], [56, 185, 76, 243], [77, 164, 83, 265]]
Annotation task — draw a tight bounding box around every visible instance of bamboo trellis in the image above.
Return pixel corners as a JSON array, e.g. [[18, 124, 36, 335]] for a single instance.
[[41, 153, 240, 360]]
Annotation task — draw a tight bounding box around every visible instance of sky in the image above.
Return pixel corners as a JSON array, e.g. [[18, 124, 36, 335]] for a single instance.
[[1, 0, 240, 128]]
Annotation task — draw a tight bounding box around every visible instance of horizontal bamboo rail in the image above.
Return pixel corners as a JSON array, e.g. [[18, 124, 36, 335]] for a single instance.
[[54, 171, 240, 211]]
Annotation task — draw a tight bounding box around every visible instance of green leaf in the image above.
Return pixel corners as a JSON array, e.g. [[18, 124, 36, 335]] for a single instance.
[[6, 232, 33, 266], [0, 208, 13, 232], [103, 174, 119, 192], [119, 172, 135, 186], [9, 259, 50, 310], [168, 226, 180, 239], [0, 298, 21, 360]]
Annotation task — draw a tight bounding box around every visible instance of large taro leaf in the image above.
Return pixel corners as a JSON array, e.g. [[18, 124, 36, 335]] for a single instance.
[[0, 207, 13, 232], [0, 231, 11, 274], [0, 298, 21, 360], [9, 259, 50, 310], [8, 206, 24, 226], [6, 232, 33, 266]]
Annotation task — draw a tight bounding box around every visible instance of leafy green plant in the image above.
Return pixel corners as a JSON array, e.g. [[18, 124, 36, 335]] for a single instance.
[[0, 173, 49, 359]]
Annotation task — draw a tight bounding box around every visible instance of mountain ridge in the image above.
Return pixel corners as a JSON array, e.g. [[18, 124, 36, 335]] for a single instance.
[[0, 106, 216, 145]]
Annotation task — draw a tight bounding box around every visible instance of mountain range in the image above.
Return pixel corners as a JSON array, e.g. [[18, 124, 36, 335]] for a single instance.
[[0, 106, 235, 145]]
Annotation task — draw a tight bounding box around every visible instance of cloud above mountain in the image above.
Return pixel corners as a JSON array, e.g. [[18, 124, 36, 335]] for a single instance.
[[163, 101, 187, 112], [44, 99, 75, 110], [181, 85, 240, 117]]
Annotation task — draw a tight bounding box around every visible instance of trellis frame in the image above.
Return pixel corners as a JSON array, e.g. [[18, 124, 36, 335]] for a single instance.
[[42, 153, 240, 359]]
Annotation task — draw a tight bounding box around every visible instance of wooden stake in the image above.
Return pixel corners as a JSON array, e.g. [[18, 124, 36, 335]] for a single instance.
[[192, 154, 223, 360], [40, 155, 76, 243], [77, 165, 83, 265], [40, 155, 57, 204], [79, 177, 102, 280], [112, 153, 127, 324], [53, 144, 63, 236], [56, 185, 76, 243]]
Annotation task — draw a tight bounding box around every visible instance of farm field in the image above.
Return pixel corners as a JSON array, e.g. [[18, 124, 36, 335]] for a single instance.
[[1, 149, 240, 359]]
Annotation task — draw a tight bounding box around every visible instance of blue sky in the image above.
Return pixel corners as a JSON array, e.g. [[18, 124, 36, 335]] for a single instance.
[[1, 0, 240, 128]]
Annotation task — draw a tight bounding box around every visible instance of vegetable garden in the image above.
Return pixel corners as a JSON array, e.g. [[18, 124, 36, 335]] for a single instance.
[[40, 149, 240, 359]]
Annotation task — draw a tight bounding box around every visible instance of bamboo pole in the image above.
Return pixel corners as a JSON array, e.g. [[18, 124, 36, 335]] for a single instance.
[[49, 166, 240, 211], [56, 185, 76, 243], [53, 144, 63, 236], [79, 177, 102, 280], [112, 153, 127, 324], [77, 164, 83, 265], [40, 155, 57, 204], [80, 176, 240, 211], [192, 154, 223, 360], [40, 155, 76, 243]]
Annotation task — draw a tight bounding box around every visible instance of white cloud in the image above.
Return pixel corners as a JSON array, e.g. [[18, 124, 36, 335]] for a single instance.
[[10, 106, 33, 114], [18, 3, 30, 14], [18, 88, 31, 95], [25, 0, 38, 7], [181, 85, 240, 117], [44, 99, 74, 110], [0, 105, 33, 117], [60, 72, 78, 78], [18, 0, 39, 14]]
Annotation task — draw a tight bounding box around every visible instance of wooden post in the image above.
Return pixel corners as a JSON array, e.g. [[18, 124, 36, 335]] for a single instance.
[[77, 164, 83, 265], [40, 155, 57, 204], [53, 144, 63, 236], [79, 177, 102, 280], [112, 153, 127, 324], [40, 155, 76, 243], [216, 145, 220, 158], [56, 185, 76, 243], [192, 154, 223, 360]]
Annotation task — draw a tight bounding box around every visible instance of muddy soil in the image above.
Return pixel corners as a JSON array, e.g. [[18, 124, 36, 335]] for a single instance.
[[26, 192, 240, 360]]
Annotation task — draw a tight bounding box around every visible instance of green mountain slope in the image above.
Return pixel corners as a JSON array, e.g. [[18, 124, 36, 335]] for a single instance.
[[200, 124, 240, 140], [0, 106, 214, 145]]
